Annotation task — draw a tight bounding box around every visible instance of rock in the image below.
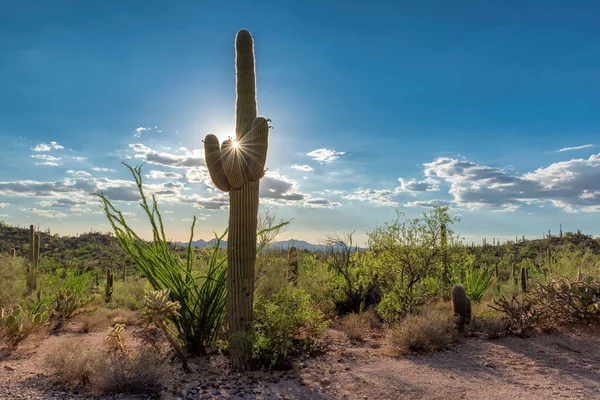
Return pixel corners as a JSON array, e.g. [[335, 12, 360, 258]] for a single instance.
[[320, 378, 332, 386]]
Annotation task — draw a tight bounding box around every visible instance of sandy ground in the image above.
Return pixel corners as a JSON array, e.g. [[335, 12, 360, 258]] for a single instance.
[[1, 322, 599, 399]]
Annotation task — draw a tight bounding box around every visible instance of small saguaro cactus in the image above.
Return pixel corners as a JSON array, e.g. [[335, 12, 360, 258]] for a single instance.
[[26, 225, 40, 294], [521, 266, 528, 293], [451, 284, 471, 330], [288, 246, 299, 285], [10, 248, 16, 258], [105, 267, 114, 303], [203, 29, 271, 371]]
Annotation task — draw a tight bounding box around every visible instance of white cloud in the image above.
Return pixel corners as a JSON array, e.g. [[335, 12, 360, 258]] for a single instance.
[[421, 153, 600, 212], [397, 177, 440, 193], [31, 154, 61, 161], [92, 167, 115, 172], [71, 156, 87, 161], [342, 188, 398, 207], [25, 208, 68, 218], [307, 148, 345, 164], [35, 162, 60, 167], [303, 198, 342, 208], [145, 170, 184, 180], [292, 164, 313, 172], [66, 170, 92, 177], [0, 203, 10, 208], [557, 144, 593, 153], [129, 143, 205, 168], [134, 127, 151, 138], [404, 199, 453, 208], [30, 141, 64, 152]]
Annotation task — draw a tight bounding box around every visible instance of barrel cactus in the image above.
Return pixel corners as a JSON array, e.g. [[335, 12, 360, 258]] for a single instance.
[[451, 284, 471, 329], [203, 29, 270, 370]]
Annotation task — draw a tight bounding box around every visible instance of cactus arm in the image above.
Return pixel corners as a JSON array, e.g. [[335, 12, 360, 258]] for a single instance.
[[204, 134, 230, 191], [235, 29, 257, 142], [220, 139, 245, 189], [245, 117, 269, 181]]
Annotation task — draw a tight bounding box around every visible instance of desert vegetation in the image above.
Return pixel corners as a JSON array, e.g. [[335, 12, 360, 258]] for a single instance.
[[2, 28, 600, 399]]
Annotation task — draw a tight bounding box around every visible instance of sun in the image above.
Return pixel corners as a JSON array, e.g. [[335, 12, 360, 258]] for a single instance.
[[232, 140, 239, 149]]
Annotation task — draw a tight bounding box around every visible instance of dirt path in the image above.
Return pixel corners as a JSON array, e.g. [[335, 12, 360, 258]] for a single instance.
[[1, 324, 599, 399]]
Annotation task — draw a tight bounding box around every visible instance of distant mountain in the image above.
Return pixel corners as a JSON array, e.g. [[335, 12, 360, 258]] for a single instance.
[[179, 238, 363, 252]]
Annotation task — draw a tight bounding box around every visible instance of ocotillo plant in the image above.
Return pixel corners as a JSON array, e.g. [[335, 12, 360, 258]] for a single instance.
[[288, 246, 299, 285], [105, 267, 114, 303], [203, 29, 270, 370]]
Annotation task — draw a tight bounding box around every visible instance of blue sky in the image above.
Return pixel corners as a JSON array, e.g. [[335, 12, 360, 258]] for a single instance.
[[1, 1, 600, 245]]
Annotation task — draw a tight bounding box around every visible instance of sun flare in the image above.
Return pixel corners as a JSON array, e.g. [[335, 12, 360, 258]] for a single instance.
[[232, 140, 239, 149]]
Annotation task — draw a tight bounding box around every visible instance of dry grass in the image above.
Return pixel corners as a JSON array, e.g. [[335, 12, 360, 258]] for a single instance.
[[340, 310, 380, 341], [75, 307, 140, 333], [389, 304, 456, 355], [46, 338, 167, 397], [470, 303, 508, 339]]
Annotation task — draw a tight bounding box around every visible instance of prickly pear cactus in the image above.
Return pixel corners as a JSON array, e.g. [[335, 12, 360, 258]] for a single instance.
[[203, 29, 270, 371], [451, 284, 471, 329]]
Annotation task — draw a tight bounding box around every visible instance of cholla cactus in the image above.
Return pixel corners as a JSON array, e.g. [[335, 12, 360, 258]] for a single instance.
[[105, 323, 126, 354], [141, 289, 188, 372]]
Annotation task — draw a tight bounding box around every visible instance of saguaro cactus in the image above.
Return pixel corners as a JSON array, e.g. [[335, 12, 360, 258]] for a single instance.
[[105, 267, 114, 303], [288, 246, 299, 285], [27, 225, 39, 294], [203, 29, 270, 371]]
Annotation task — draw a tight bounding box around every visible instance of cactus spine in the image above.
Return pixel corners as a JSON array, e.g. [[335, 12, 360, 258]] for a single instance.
[[288, 246, 299, 285], [451, 284, 471, 330], [105, 267, 114, 303], [203, 29, 270, 371]]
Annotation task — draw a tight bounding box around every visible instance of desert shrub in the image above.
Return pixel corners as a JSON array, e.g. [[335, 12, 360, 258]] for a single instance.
[[254, 251, 288, 299], [488, 294, 538, 334], [47, 340, 166, 397], [110, 276, 149, 310], [390, 304, 456, 355], [451, 262, 494, 302], [0, 255, 26, 308], [298, 255, 336, 315], [50, 269, 97, 323], [253, 286, 329, 367], [340, 310, 379, 341], [470, 304, 507, 339], [528, 275, 600, 324], [325, 233, 381, 315], [368, 207, 459, 319]]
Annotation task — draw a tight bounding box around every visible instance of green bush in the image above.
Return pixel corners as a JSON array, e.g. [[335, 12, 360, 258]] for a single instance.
[[253, 287, 329, 367], [0, 255, 26, 308], [390, 304, 456, 355]]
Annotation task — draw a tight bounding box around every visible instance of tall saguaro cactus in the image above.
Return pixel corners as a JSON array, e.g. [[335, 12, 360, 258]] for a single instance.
[[203, 29, 270, 371]]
